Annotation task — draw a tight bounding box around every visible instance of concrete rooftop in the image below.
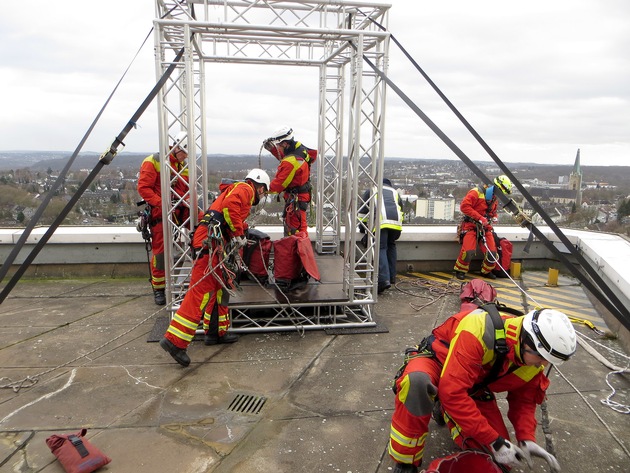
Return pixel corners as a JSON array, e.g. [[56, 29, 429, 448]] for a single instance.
[[0, 271, 628, 472]]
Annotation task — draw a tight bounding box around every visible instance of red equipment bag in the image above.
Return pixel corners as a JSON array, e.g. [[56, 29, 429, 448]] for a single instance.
[[459, 278, 497, 313], [242, 228, 272, 284], [273, 233, 320, 290], [492, 232, 513, 278], [45, 428, 111, 473], [423, 451, 503, 473]]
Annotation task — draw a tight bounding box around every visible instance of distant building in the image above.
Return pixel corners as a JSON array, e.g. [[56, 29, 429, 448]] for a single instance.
[[568, 149, 583, 207], [416, 197, 455, 221]]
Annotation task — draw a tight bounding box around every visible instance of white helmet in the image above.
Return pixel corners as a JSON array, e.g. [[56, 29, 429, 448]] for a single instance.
[[522, 309, 576, 365], [246, 168, 270, 191], [265, 126, 294, 147], [172, 131, 188, 150]]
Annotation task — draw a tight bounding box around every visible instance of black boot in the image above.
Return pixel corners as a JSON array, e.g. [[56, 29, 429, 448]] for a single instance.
[[204, 332, 239, 345], [159, 338, 190, 367], [432, 399, 446, 426], [454, 271, 466, 280], [204, 305, 239, 345], [481, 271, 497, 280], [154, 289, 166, 305], [392, 463, 418, 473]]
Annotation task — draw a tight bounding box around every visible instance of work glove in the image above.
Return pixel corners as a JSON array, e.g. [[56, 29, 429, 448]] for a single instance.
[[518, 440, 561, 472], [478, 217, 489, 227], [490, 437, 525, 469], [231, 235, 247, 248]]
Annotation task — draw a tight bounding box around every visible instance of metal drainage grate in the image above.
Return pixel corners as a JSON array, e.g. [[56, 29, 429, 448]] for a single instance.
[[227, 394, 267, 415]]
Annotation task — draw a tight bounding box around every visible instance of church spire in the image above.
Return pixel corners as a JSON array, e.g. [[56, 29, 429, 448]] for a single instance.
[[569, 148, 582, 207], [572, 148, 581, 175]]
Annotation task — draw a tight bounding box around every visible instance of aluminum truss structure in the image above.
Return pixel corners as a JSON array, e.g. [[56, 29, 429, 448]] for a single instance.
[[154, 0, 390, 331]]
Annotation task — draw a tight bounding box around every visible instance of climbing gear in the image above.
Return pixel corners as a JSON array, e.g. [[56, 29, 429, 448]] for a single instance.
[[231, 235, 248, 248], [391, 336, 436, 394], [494, 175, 513, 195], [522, 309, 577, 365], [159, 337, 191, 367], [361, 19, 630, 332]]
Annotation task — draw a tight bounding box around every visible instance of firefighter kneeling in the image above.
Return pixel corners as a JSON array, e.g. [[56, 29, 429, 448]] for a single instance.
[[388, 308, 576, 473]]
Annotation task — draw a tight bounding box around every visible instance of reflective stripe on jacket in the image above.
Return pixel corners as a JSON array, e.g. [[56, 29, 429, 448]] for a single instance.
[[430, 309, 549, 446], [137, 152, 189, 219], [358, 185, 403, 231], [269, 142, 312, 201], [460, 185, 497, 223], [192, 181, 255, 247]]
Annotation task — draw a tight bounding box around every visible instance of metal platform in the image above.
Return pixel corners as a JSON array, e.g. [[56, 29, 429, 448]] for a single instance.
[[228, 254, 376, 333]]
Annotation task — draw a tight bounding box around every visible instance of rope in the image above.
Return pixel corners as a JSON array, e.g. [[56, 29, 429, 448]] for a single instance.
[[356, 12, 630, 331], [394, 276, 460, 312], [554, 367, 630, 457], [0, 297, 165, 393]]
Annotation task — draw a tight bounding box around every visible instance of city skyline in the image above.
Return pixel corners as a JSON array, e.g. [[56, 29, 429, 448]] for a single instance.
[[1, 1, 629, 166]]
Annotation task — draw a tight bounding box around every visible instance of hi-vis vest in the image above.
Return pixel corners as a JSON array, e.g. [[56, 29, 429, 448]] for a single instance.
[[359, 185, 403, 231]]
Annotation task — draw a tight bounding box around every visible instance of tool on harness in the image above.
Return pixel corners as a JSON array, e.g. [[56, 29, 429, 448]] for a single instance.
[[135, 200, 151, 242], [135, 200, 153, 284], [467, 303, 513, 398], [391, 335, 436, 394]]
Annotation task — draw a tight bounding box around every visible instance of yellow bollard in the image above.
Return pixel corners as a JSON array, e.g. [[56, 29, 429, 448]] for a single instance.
[[547, 268, 559, 287], [510, 262, 521, 279]]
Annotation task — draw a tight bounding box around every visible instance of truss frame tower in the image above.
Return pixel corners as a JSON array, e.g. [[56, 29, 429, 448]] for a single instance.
[[154, 0, 390, 330]]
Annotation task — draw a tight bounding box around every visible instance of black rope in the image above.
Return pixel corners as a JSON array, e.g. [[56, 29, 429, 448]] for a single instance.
[[0, 48, 185, 305], [356, 46, 629, 330], [0, 28, 155, 285], [0, 1, 188, 287]]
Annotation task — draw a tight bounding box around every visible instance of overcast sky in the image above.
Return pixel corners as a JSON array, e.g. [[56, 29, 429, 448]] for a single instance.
[[1, 0, 628, 166]]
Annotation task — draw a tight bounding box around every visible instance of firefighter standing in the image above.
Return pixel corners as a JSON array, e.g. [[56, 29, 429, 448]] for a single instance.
[[159, 169, 270, 367], [137, 131, 190, 305], [263, 126, 317, 236], [388, 307, 576, 473], [453, 175, 513, 280], [358, 178, 404, 294]]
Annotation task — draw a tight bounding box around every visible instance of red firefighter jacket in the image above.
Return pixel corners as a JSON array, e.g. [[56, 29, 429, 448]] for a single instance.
[[269, 142, 315, 202], [137, 153, 189, 220], [460, 186, 498, 223], [430, 309, 549, 446], [192, 181, 255, 248]]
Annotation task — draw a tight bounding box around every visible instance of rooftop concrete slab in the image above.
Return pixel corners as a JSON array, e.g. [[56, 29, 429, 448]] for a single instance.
[[0, 275, 628, 473]]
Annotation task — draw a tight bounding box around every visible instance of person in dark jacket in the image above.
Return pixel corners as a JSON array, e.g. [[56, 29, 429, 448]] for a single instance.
[[359, 178, 404, 294]]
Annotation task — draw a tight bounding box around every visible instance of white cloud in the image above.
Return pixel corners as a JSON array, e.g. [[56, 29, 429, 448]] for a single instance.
[[0, 0, 628, 166]]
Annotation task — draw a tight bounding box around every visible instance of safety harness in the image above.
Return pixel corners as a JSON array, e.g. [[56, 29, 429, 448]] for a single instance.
[[392, 303, 520, 396]]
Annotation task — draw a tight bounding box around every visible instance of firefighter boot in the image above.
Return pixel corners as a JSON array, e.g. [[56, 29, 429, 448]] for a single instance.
[[454, 271, 466, 280], [159, 338, 190, 367], [154, 289, 166, 305], [204, 306, 239, 345], [392, 463, 418, 473]]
